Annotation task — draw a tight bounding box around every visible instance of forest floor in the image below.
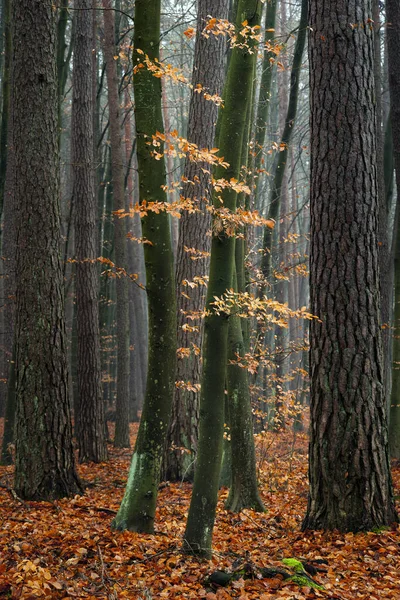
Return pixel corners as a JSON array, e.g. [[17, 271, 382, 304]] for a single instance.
[[0, 421, 399, 599]]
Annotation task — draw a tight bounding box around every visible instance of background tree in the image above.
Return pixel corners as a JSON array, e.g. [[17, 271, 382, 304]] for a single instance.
[[163, 0, 229, 483], [303, 0, 397, 531], [12, 0, 82, 500], [72, 0, 107, 463], [102, 0, 130, 448]]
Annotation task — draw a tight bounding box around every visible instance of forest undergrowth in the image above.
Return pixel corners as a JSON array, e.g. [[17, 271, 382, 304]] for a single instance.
[[0, 420, 399, 599]]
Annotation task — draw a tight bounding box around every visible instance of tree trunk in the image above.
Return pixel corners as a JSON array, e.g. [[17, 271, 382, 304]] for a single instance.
[[72, 0, 108, 463], [260, 0, 308, 287], [0, 0, 10, 221], [387, 0, 400, 458], [111, 0, 176, 533], [303, 0, 397, 531], [183, 0, 262, 558], [225, 265, 264, 512], [163, 0, 229, 483], [13, 0, 82, 500], [102, 0, 130, 448]]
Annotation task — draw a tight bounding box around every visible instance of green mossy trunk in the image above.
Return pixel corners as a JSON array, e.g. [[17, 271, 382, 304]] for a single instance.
[[260, 0, 308, 285], [182, 0, 262, 558], [111, 0, 176, 533], [225, 267, 264, 513]]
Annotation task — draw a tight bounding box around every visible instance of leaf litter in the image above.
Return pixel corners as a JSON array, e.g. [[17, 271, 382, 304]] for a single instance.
[[0, 422, 399, 599]]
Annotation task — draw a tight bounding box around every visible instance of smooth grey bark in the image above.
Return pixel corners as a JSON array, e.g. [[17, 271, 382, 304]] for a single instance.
[[303, 0, 397, 531]]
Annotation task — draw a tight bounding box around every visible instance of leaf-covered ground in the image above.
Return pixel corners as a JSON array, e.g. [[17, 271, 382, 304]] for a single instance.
[[0, 421, 399, 599]]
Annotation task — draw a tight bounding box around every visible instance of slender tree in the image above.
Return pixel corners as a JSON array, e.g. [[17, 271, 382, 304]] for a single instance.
[[111, 0, 176, 533], [72, 0, 108, 463], [102, 0, 130, 448], [183, 0, 262, 557], [387, 0, 400, 458], [303, 0, 397, 531], [13, 0, 82, 500], [260, 0, 308, 286], [163, 0, 229, 483]]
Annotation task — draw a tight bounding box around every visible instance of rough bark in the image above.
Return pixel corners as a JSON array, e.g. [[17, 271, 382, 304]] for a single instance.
[[303, 0, 397, 531], [0, 0, 10, 223], [12, 0, 82, 500], [102, 0, 130, 448], [163, 0, 229, 483], [72, 0, 108, 463], [0, 69, 15, 464], [183, 0, 262, 558], [111, 0, 176, 533]]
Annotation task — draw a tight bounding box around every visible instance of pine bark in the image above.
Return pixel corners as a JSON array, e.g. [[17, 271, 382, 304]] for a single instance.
[[102, 0, 130, 448], [72, 0, 108, 463], [12, 0, 82, 500], [111, 0, 176, 533], [163, 0, 229, 483], [303, 0, 397, 531], [183, 0, 262, 557]]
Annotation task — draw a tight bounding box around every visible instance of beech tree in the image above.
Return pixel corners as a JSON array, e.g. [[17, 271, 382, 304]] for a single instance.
[[112, 0, 176, 533], [13, 0, 82, 500], [303, 0, 397, 531], [183, 0, 263, 557]]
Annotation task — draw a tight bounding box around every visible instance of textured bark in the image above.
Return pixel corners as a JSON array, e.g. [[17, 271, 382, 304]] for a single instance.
[[183, 0, 262, 558], [102, 0, 130, 448], [13, 0, 82, 500], [111, 0, 176, 534], [303, 0, 397, 531], [0, 0, 10, 223], [163, 0, 229, 483], [0, 73, 16, 463], [387, 0, 400, 459], [72, 0, 108, 463]]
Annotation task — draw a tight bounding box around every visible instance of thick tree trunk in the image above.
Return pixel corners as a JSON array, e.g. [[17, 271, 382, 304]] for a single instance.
[[12, 0, 82, 500], [102, 0, 130, 448], [72, 0, 107, 463], [111, 0, 176, 533], [387, 0, 400, 458], [303, 0, 397, 531], [183, 0, 262, 558], [163, 0, 229, 483]]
